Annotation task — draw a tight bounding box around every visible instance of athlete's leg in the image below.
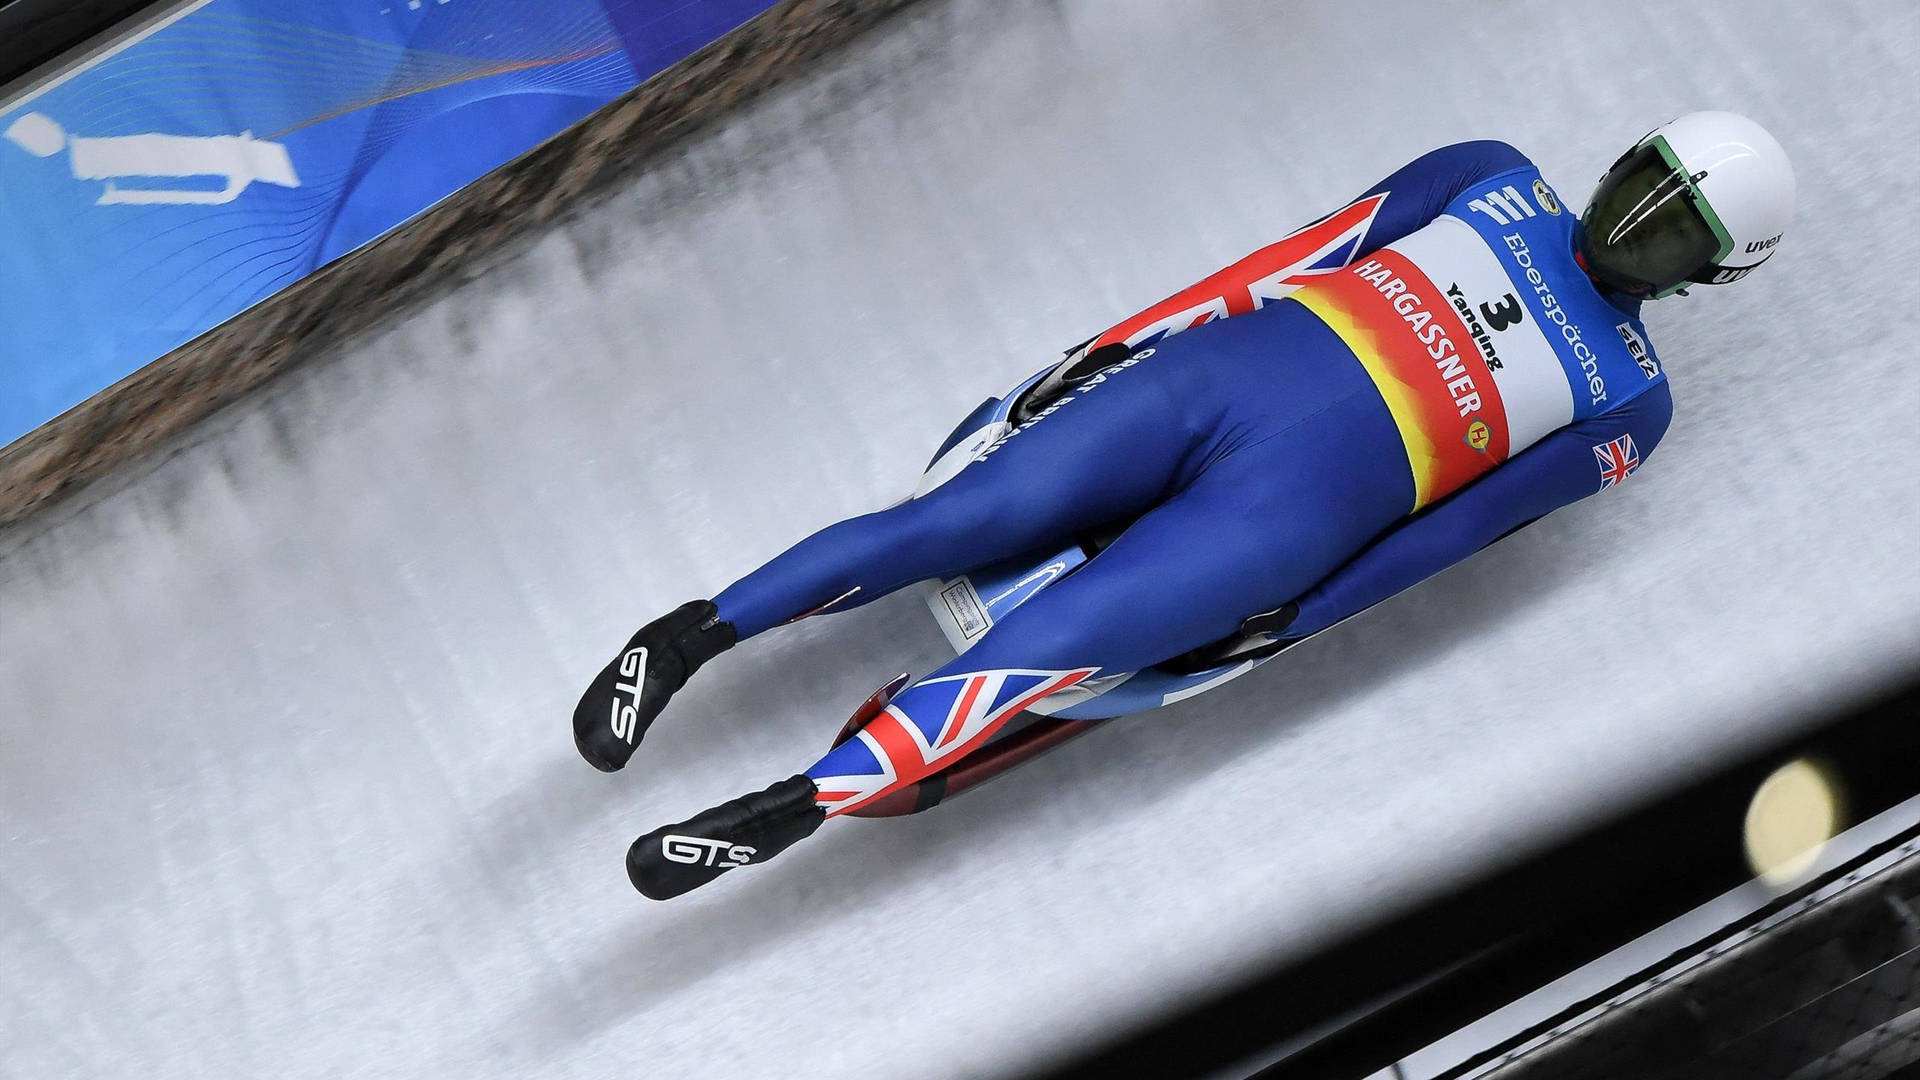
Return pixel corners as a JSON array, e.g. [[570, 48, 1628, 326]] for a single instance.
[[800, 502, 1329, 813], [623, 309, 1418, 897], [796, 358, 1412, 818], [712, 351, 1212, 640], [576, 348, 1211, 771], [625, 462, 1393, 898]]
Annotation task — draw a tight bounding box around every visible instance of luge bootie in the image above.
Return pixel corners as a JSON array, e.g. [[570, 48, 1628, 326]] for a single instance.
[[572, 600, 736, 772]]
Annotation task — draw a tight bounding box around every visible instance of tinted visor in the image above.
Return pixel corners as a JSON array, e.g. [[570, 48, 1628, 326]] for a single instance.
[[1581, 141, 1729, 298]]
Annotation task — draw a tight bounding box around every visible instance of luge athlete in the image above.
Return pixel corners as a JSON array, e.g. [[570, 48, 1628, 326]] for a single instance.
[[574, 111, 1796, 900]]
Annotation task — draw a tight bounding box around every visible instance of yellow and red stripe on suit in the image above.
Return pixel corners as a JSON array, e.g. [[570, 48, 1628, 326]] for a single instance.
[[1292, 247, 1509, 511]]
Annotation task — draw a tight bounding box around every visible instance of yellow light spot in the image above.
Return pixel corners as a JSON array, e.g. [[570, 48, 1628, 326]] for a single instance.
[[1744, 758, 1845, 886]]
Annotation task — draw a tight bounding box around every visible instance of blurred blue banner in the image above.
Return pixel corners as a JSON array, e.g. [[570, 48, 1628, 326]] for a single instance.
[[0, 0, 777, 447]]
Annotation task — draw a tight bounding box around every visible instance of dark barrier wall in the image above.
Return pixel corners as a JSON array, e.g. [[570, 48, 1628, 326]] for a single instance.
[[0, 0, 165, 89], [0, 0, 779, 447]]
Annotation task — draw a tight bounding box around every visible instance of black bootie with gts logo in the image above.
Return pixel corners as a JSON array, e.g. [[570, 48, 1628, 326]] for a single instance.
[[628, 775, 825, 900], [572, 600, 736, 773]]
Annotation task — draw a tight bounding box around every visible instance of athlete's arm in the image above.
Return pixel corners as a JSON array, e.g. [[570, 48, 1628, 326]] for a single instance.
[[1086, 140, 1532, 351], [1281, 381, 1675, 638]]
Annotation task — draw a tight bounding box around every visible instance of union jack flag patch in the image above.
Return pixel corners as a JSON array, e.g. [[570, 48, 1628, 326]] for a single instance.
[[810, 666, 1096, 817], [1593, 434, 1640, 489]]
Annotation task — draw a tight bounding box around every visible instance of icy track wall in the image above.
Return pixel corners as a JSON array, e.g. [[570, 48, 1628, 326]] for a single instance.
[[3, 2, 1917, 1078]]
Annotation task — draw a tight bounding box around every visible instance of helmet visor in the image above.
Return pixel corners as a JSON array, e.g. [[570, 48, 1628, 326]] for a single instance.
[[1582, 137, 1734, 298]]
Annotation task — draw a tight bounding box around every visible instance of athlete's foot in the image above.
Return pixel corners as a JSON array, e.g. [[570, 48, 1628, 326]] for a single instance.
[[627, 775, 825, 900], [572, 600, 736, 772]]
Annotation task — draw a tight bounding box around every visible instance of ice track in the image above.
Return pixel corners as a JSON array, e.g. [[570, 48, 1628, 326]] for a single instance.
[[4, 2, 1918, 1077]]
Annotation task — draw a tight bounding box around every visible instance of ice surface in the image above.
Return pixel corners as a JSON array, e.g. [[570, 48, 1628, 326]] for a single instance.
[[3, 2, 1917, 1077]]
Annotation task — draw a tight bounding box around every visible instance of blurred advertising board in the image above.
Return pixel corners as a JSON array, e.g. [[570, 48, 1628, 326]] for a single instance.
[[1, 0, 777, 447]]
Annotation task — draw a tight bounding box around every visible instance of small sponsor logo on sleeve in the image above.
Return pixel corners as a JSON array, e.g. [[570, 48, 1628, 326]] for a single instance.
[[1532, 178, 1562, 215], [1615, 322, 1659, 379], [1467, 183, 1539, 225]]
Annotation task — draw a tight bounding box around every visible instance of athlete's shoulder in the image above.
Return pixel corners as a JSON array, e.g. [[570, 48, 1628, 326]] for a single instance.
[[1596, 368, 1674, 447], [1421, 139, 1535, 181]]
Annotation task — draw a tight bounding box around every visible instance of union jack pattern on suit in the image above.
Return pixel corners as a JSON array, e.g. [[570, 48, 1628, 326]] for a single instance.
[[810, 667, 1097, 816], [1089, 193, 1390, 350], [1593, 434, 1640, 488]]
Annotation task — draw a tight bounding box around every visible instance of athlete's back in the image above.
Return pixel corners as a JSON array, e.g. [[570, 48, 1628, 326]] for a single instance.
[[1290, 151, 1669, 511]]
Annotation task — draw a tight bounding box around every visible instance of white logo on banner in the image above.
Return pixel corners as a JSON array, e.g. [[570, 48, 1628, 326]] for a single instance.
[[4, 111, 301, 206]]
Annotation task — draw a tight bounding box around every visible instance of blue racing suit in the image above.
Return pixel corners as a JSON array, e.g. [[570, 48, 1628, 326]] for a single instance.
[[711, 141, 1675, 817]]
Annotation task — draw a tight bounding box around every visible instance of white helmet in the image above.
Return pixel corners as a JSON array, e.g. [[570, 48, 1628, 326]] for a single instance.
[[1579, 110, 1796, 299]]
